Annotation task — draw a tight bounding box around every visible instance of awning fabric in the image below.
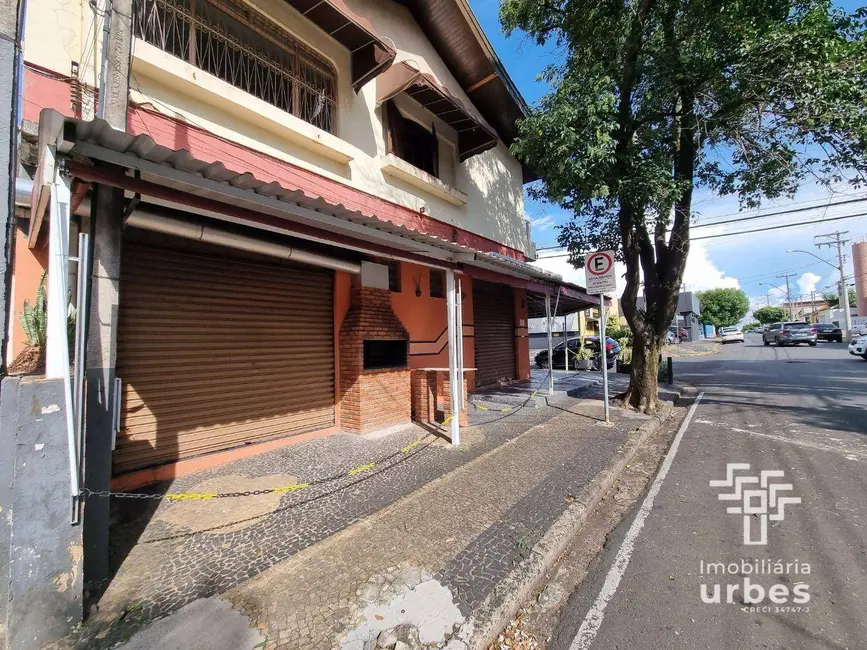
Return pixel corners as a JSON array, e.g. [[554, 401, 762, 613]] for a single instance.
[[376, 62, 498, 162], [284, 0, 395, 91]]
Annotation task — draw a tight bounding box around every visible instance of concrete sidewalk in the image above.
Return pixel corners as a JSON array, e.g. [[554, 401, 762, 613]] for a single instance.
[[58, 379, 679, 650]]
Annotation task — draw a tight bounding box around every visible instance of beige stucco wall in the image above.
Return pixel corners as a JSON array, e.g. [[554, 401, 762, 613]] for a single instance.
[[24, 0, 530, 254]]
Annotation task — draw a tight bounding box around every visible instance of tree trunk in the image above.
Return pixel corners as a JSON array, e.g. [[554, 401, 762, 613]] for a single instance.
[[621, 332, 662, 413]]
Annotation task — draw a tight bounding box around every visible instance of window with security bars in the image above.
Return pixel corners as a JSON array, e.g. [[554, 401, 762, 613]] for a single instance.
[[133, 0, 337, 134]]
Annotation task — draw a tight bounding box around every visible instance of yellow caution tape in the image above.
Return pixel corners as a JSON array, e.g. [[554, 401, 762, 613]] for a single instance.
[[401, 440, 422, 453], [348, 463, 375, 476], [272, 483, 310, 493], [474, 403, 490, 411], [501, 407, 512, 413], [166, 492, 218, 501]]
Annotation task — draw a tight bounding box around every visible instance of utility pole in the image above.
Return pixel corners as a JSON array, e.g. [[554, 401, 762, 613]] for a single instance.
[[777, 273, 797, 321], [811, 290, 817, 323], [815, 231, 852, 339]]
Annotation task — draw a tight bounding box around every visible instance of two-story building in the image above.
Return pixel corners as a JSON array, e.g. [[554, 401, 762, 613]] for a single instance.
[[5, 1, 600, 624]]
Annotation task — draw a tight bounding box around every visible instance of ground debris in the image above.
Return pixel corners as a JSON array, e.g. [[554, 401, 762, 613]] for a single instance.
[[487, 610, 539, 650]]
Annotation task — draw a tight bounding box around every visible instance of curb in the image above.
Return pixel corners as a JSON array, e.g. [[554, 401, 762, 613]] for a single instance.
[[460, 394, 683, 650]]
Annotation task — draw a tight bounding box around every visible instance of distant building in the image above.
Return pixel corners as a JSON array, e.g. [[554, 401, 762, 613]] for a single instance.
[[636, 292, 702, 342]]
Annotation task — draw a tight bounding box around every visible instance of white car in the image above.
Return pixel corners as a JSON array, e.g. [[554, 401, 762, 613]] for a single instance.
[[848, 336, 867, 360], [719, 326, 745, 343]]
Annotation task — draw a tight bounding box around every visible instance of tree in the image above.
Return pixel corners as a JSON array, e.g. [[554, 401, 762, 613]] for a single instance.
[[822, 287, 856, 308], [753, 306, 788, 324], [743, 321, 761, 331], [697, 288, 750, 327], [501, 0, 866, 413]]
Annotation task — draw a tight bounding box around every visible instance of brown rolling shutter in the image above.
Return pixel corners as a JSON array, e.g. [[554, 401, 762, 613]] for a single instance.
[[473, 281, 516, 387], [114, 242, 335, 474]]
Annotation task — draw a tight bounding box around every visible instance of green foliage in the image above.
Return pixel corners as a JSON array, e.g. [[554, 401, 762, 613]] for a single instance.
[[743, 321, 761, 331], [697, 288, 751, 327], [21, 272, 47, 348], [607, 327, 633, 342], [501, 0, 867, 408], [752, 306, 788, 324], [823, 287, 856, 308]]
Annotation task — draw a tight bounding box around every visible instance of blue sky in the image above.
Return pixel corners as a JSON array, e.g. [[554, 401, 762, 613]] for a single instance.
[[467, 0, 867, 311]]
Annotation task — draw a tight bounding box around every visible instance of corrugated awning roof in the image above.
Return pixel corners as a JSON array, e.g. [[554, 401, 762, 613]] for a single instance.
[[47, 111, 594, 302], [376, 62, 498, 162], [283, 0, 396, 91]]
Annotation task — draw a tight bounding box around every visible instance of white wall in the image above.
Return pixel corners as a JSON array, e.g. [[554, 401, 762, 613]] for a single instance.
[[24, 0, 530, 254]]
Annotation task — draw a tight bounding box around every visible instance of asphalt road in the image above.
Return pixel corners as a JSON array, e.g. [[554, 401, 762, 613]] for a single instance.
[[549, 334, 867, 650]]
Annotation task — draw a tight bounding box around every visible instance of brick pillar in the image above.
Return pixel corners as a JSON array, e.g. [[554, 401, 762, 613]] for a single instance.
[[442, 375, 468, 427]]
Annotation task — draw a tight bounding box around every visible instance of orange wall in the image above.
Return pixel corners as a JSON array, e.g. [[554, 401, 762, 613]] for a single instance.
[[389, 263, 475, 386], [7, 225, 49, 364], [514, 288, 530, 381]]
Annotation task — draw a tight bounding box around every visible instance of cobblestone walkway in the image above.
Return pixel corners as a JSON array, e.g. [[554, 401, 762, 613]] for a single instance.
[[69, 377, 673, 650]]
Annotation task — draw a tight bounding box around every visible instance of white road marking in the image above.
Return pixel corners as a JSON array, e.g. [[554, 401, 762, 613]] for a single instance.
[[568, 392, 705, 650], [729, 429, 867, 461]]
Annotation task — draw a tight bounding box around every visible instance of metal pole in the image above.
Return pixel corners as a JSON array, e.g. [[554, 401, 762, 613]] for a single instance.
[[600, 295, 610, 423], [456, 278, 464, 411], [837, 246, 853, 338], [446, 269, 460, 445], [563, 312, 569, 372], [545, 293, 554, 395]]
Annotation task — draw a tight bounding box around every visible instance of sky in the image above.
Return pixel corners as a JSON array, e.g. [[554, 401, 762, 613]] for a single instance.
[[467, 0, 867, 317]]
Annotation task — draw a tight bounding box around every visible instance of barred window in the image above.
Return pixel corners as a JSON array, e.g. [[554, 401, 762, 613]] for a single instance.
[[133, 0, 337, 134]]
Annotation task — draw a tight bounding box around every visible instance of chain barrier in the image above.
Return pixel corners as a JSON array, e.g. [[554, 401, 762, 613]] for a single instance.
[[78, 370, 555, 503], [79, 432, 437, 503]]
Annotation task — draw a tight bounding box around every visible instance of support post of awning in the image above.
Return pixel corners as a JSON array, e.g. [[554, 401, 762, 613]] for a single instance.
[[456, 277, 464, 411], [446, 269, 460, 445], [545, 293, 554, 395], [563, 312, 569, 372]]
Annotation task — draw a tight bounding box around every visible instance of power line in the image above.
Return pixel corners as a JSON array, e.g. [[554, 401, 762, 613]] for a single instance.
[[691, 212, 867, 241], [693, 197, 867, 229], [533, 196, 867, 251]]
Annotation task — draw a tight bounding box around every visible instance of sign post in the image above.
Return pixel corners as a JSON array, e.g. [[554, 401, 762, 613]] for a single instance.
[[585, 251, 617, 423]]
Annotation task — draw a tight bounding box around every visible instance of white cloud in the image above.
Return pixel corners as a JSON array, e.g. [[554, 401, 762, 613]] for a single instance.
[[797, 272, 822, 296], [681, 229, 740, 291], [529, 215, 556, 232]]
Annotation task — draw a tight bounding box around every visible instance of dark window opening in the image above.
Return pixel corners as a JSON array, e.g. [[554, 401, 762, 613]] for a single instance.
[[430, 270, 445, 298], [363, 340, 408, 370], [388, 261, 401, 293], [133, 0, 337, 133], [386, 100, 439, 177]]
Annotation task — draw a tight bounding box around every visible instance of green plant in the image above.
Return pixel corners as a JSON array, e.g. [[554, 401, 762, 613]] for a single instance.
[[620, 346, 633, 365], [21, 272, 47, 348]]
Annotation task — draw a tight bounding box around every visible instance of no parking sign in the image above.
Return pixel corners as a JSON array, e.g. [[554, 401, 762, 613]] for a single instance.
[[585, 251, 617, 295]]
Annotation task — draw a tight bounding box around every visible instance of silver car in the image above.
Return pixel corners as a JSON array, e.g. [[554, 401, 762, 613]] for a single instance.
[[762, 322, 818, 347]]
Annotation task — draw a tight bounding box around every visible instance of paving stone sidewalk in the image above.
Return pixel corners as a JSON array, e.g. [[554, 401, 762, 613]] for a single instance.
[[59, 377, 676, 650], [663, 339, 720, 358]]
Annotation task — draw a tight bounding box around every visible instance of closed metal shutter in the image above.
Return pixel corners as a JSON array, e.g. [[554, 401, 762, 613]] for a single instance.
[[114, 242, 335, 474], [473, 281, 516, 387]]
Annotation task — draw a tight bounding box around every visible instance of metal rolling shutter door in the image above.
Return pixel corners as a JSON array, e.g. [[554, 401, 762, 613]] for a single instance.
[[114, 242, 335, 474], [473, 281, 516, 387]]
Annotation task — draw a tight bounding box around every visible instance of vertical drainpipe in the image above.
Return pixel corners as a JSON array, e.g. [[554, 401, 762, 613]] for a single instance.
[[446, 269, 460, 445], [456, 277, 464, 412]]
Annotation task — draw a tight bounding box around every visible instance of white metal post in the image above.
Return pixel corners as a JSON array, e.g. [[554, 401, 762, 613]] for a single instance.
[[563, 312, 569, 372], [600, 295, 610, 423], [46, 167, 70, 379], [545, 293, 554, 395], [446, 269, 460, 445], [456, 278, 464, 411]]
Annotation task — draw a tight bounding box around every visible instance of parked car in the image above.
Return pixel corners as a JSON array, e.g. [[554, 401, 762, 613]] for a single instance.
[[719, 326, 745, 344], [762, 322, 817, 347], [848, 336, 867, 360], [535, 336, 622, 370], [855, 323, 867, 337], [813, 323, 843, 342]]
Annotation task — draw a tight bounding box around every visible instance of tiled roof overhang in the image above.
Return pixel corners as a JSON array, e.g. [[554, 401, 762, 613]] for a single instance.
[[395, 0, 538, 181], [40, 109, 588, 299], [376, 62, 498, 162], [284, 0, 396, 91]]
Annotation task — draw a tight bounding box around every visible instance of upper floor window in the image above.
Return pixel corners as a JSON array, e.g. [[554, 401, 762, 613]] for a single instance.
[[133, 0, 337, 133], [385, 100, 439, 178]]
